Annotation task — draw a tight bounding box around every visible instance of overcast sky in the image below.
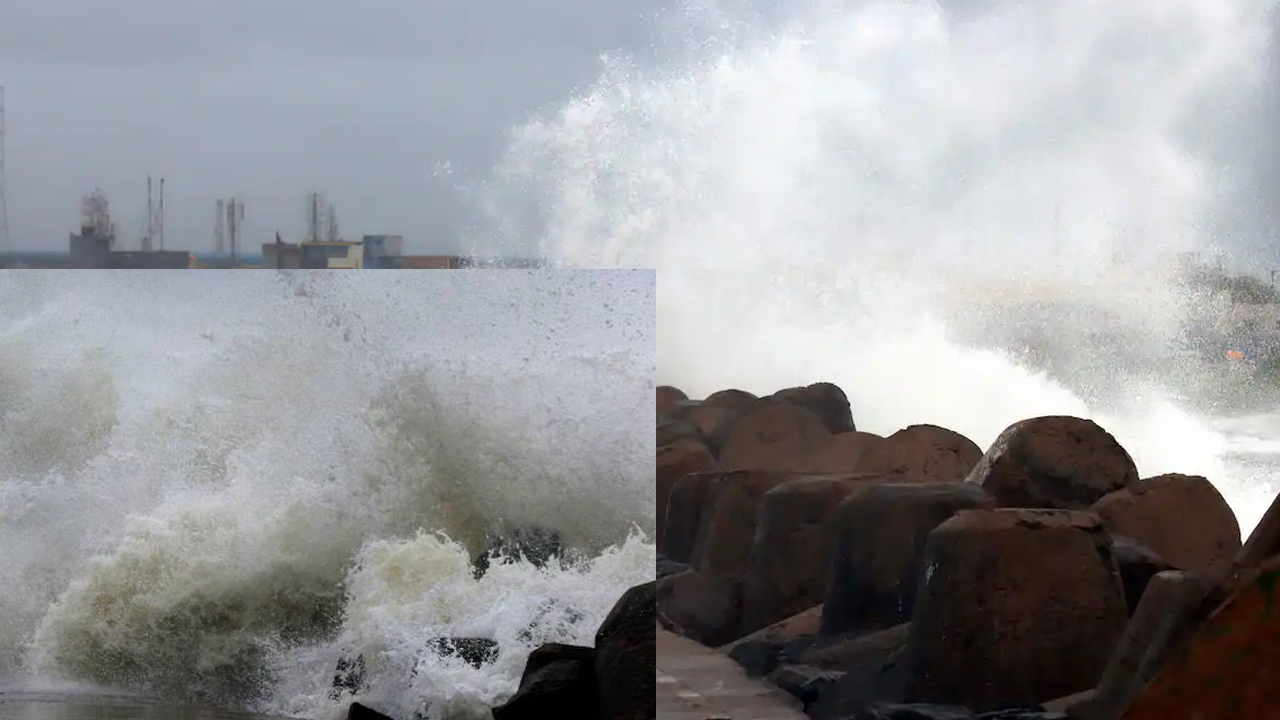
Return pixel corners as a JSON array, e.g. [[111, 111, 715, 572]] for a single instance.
[[1, 0, 661, 254], [2, 1, 1279, 262]]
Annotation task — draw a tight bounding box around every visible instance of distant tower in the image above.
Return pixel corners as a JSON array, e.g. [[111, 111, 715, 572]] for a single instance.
[[305, 192, 325, 243], [325, 203, 339, 243], [141, 177, 166, 252], [214, 199, 226, 253], [225, 198, 245, 265], [0, 86, 9, 252]]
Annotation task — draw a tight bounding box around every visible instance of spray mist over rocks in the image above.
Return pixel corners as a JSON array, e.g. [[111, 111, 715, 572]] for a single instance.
[[0, 271, 655, 720], [477, 0, 1280, 531]]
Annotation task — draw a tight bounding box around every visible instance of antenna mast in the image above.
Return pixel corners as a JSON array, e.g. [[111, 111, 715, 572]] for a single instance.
[[0, 87, 9, 252]]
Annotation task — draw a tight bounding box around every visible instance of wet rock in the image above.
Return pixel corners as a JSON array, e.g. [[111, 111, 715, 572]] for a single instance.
[[660, 471, 718, 563], [742, 475, 883, 634], [822, 483, 993, 637], [906, 509, 1128, 711], [331, 653, 366, 700], [425, 637, 498, 668], [348, 702, 396, 720], [594, 580, 656, 720], [770, 382, 856, 435], [473, 527, 564, 579], [1090, 473, 1241, 574], [855, 704, 974, 720], [714, 401, 832, 471], [656, 440, 718, 550], [1077, 569, 1223, 720], [801, 431, 887, 473], [656, 554, 689, 579], [1109, 535, 1176, 615], [689, 470, 800, 577], [770, 663, 845, 709], [724, 604, 825, 677], [964, 416, 1139, 510], [656, 385, 689, 418], [656, 570, 743, 647], [858, 425, 983, 484], [806, 627, 912, 719], [490, 643, 597, 720]]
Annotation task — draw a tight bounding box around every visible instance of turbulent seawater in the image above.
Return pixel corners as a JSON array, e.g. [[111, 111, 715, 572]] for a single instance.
[[477, 0, 1280, 532], [0, 271, 655, 720]]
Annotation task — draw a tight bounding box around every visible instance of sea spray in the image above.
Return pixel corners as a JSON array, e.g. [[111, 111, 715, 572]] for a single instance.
[[480, 0, 1278, 529], [0, 271, 654, 719]]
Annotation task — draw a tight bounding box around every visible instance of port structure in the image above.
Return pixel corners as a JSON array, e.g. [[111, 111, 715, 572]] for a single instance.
[[1, 86, 9, 252]]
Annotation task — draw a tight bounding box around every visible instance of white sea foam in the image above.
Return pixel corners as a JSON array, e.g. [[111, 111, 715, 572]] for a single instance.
[[0, 271, 654, 720]]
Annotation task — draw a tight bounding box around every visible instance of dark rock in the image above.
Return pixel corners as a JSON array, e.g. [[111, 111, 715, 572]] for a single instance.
[[975, 711, 1068, 720], [656, 570, 743, 647], [595, 580, 656, 720], [656, 554, 690, 579], [821, 483, 993, 637], [1110, 535, 1176, 615], [964, 416, 1138, 510], [473, 527, 564, 579], [426, 637, 498, 669], [742, 475, 878, 634], [855, 702, 974, 720], [727, 638, 781, 677], [656, 440, 718, 550], [905, 509, 1128, 711], [714, 401, 831, 472], [769, 663, 845, 709], [348, 702, 396, 720], [806, 627, 911, 719], [770, 382, 857, 435], [858, 425, 983, 484], [491, 643, 596, 720], [331, 653, 366, 700], [656, 385, 689, 419], [660, 471, 718, 563], [1090, 473, 1241, 574], [657, 416, 703, 446]]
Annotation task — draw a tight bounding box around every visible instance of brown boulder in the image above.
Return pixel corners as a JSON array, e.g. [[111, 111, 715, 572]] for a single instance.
[[820, 483, 994, 638], [657, 416, 702, 447], [689, 470, 799, 577], [741, 475, 888, 635], [655, 570, 744, 648], [1090, 473, 1241, 574], [800, 431, 887, 473], [656, 385, 689, 419], [660, 471, 718, 563], [656, 441, 718, 550], [964, 416, 1139, 510], [905, 509, 1129, 711], [1117, 557, 1280, 720], [716, 402, 832, 471], [703, 388, 759, 410], [858, 425, 983, 484], [1238, 487, 1280, 568], [770, 382, 856, 435]]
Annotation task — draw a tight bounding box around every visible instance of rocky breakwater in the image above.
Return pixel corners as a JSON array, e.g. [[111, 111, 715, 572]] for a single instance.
[[656, 381, 1277, 720]]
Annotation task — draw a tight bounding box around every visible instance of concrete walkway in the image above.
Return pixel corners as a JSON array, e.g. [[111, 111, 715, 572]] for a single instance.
[[656, 624, 809, 720]]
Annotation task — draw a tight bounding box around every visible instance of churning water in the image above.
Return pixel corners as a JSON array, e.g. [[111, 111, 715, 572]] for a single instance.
[[479, 0, 1280, 531], [0, 271, 655, 720]]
